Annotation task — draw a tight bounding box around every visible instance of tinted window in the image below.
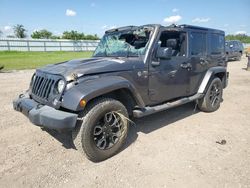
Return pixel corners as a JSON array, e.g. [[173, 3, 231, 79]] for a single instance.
[[210, 34, 224, 55], [157, 31, 187, 57], [190, 32, 206, 56]]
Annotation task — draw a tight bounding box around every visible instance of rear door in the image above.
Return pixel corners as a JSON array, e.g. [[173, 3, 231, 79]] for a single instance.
[[187, 30, 208, 95]]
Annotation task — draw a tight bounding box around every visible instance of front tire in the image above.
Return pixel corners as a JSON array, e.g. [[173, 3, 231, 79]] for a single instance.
[[198, 78, 223, 112], [72, 98, 129, 162]]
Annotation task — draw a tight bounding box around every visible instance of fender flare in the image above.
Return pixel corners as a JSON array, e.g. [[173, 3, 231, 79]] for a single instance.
[[61, 76, 145, 111], [198, 67, 227, 94]]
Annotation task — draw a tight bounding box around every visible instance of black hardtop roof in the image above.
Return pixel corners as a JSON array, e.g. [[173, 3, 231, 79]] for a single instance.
[[164, 24, 224, 34], [105, 24, 224, 34]]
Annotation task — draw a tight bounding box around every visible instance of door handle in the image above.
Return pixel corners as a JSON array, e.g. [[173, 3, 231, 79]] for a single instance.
[[180, 62, 192, 69], [169, 70, 177, 78], [200, 58, 208, 65], [152, 61, 160, 67], [200, 61, 206, 65]]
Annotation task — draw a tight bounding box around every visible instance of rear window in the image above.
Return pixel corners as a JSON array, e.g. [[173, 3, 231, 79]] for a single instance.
[[210, 34, 224, 55]]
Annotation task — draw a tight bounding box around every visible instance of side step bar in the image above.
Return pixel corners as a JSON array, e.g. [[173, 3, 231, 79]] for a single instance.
[[133, 93, 204, 118]]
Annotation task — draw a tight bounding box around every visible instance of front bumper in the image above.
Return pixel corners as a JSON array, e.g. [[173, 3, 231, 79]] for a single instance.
[[13, 94, 78, 130]]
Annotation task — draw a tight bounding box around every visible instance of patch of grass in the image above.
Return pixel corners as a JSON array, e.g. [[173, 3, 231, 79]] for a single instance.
[[0, 51, 93, 70]]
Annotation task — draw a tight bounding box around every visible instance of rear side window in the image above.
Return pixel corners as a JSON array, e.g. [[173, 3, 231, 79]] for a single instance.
[[190, 32, 206, 56], [210, 34, 224, 55]]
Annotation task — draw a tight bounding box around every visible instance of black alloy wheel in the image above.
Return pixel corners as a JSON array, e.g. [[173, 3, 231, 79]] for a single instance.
[[93, 112, 124, 150]]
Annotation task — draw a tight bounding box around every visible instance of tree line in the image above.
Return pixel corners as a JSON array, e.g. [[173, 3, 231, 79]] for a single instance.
[[0, 24, 100, 40], [1, 24, 250, 43], [225, 34, 250, 43]]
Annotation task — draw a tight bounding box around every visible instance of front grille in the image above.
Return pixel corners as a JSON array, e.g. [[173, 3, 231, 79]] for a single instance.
[[32, 74, 56, 100]]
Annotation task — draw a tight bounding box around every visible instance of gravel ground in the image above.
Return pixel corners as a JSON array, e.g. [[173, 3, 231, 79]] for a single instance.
[[0, 57, 250, 188]]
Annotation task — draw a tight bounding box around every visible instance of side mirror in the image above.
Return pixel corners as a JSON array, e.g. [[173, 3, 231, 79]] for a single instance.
[[156, 47, 172, 59]]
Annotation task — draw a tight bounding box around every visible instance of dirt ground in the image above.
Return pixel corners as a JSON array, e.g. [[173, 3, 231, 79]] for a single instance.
[[0, 57, 250, 188]]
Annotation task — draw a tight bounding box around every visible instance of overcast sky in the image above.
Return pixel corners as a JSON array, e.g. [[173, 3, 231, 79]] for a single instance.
[[0, 0, 249, 37]]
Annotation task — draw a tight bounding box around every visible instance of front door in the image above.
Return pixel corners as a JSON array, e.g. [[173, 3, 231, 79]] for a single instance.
[[148, 30, 190, 104]]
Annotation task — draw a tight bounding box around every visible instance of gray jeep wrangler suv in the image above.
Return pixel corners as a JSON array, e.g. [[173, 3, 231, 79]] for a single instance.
[[13, 24, 229, 162], [225, 40, 244, 61]]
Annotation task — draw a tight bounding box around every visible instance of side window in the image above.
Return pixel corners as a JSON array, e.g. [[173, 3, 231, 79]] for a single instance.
[[190, 32, 206, 56], [157, 31, 187, 57], [210, 34, 224, 55]]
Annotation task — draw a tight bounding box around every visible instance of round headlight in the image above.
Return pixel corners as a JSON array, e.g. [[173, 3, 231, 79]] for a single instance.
[[30, 73, 36, 86], [57, 80, 65, 93], [33, 74, 36, 81]]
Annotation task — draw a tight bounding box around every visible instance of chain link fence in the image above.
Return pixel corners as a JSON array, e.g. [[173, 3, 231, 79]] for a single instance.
[[0, 38, 100, 51], [0, 38, 249, 52]]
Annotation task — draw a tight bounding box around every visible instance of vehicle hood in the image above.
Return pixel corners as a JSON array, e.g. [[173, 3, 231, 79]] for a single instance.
[[37, 57, 143, 81]]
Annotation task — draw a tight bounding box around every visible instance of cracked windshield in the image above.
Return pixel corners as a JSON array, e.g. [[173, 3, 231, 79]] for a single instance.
[[93, 26, 153, 57]]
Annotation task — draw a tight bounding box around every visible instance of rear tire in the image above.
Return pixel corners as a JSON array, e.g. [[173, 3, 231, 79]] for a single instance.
[[72, 98, 129, 162], [198, 78, 223, 112]]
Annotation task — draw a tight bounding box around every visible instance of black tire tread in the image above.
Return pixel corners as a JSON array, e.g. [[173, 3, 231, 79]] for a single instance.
[[72, 97, 128, 162], [198, 77, 223, 112]]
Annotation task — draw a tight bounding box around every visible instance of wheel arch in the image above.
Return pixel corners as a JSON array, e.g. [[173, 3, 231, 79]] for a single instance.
[[61, 76, 145, 112], [86, 88, 138, 116], [198, 67, 227, 94]]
